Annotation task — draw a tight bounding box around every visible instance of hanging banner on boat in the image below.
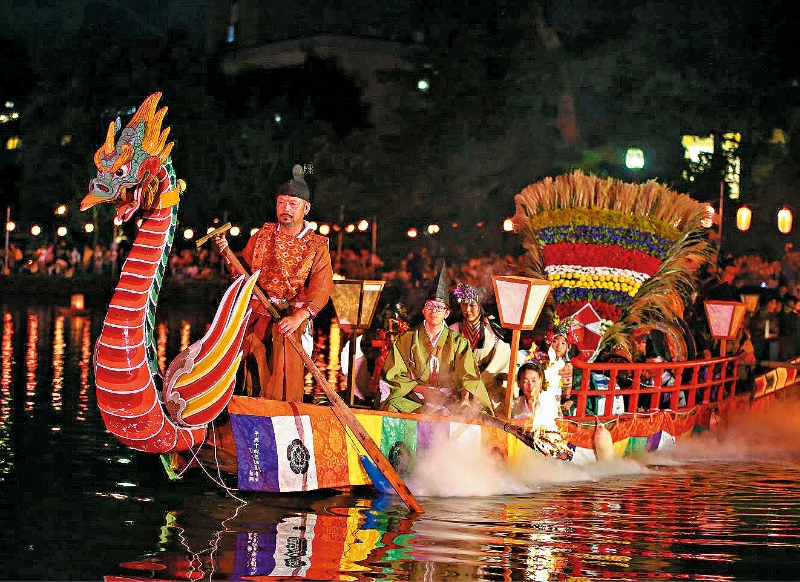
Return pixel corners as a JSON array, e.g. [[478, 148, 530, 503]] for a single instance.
[[228, 397, 515, 493]]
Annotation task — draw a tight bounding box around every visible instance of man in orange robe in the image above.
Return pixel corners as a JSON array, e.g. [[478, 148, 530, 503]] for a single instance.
[[218, 165, 333, 401]]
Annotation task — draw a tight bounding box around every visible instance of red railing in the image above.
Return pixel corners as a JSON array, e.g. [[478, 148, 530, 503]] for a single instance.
[[568, 354, 744, 420]]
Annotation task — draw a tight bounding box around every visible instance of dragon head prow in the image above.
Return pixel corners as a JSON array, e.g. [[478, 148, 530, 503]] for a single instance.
[[81, 92, 182, 221]]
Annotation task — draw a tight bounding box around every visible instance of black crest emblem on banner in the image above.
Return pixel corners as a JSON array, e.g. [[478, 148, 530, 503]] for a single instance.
[[287, 438, 311, 474]]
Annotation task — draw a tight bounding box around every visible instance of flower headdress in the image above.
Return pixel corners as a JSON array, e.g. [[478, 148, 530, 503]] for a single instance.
[[546, 315, 579, 346], [453, 283, 487, 304]]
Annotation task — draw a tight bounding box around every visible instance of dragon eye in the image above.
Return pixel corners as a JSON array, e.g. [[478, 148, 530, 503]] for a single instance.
[[115, 163, 131, 178]]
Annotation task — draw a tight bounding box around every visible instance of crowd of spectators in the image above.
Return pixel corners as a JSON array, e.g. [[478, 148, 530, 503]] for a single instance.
[[1, 239, 229, 280], [3, 239, 799, 299]]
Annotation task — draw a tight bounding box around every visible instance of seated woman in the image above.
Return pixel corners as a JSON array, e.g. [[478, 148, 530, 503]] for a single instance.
[[512, 361, 572, 459], [450, 283, 511, 414], [379, 262, 493, 415], [512, 362, 560, 431]]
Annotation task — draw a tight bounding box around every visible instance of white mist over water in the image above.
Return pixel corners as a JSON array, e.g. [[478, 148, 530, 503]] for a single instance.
[[406, 433, 650, 498], [639, 394, 800, 466], [405, 394, 800, 498]]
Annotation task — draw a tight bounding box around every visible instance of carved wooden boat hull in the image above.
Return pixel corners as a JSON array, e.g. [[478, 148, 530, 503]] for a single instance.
[[178, 355, 799, 494]]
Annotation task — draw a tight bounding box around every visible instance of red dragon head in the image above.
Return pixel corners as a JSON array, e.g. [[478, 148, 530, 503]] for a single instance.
[[81, 92, 182, 221]]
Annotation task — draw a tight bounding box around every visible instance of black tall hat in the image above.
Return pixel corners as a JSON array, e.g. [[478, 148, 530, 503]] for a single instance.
[[426, 261, 450, 307], [276, 164, 311, 201]]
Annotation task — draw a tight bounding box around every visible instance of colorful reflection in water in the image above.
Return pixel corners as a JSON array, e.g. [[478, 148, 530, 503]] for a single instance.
[[24, 311, 37, 412], [0, 312, 12, 473], [76, 318, 91, 422], [2, 301, 800, 581], [52, 314, 64, 414]]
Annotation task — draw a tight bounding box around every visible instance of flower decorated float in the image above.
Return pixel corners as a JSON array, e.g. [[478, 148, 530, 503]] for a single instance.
[[85, 95, 798, 505], [513, 170, 714, 362]]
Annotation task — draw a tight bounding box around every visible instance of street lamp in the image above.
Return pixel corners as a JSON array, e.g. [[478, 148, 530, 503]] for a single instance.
[[491, 275, 553, 417], [625, 147, 645, 169]]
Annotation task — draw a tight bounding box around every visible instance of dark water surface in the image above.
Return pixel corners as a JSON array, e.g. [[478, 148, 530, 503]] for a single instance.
[[2, 301, 800, 581]]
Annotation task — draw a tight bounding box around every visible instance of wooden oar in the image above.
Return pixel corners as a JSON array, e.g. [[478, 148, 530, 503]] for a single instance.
[[198, 225, 424, 514]]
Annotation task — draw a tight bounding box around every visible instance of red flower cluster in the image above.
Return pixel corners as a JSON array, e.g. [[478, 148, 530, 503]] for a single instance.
[[542, 243, 661, 275], [556, 300, 622, 322]]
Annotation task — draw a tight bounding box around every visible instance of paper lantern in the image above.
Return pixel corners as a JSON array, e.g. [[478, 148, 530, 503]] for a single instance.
[[704, 300, 747, 356], [778, 207, 793, 234], [331, 279, 385, 405], [491, 276, 553, 418], [736, 206, 752, 232]]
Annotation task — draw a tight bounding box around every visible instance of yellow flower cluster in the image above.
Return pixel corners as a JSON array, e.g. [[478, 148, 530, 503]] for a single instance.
[[548, 272, 641, 296]]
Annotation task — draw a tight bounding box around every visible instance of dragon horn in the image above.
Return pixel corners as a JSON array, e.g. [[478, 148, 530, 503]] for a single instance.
[[93, 119, 119, 169]]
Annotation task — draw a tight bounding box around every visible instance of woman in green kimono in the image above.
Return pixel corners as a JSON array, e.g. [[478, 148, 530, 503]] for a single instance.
[[379, 262, 493, 415]]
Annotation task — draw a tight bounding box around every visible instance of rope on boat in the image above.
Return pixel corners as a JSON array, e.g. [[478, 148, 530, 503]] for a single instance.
[[174, 423, 247, 503]]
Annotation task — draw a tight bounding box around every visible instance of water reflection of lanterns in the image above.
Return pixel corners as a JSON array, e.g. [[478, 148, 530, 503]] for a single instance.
[[157, 323, 168, 374], [1, 312, 13, 428], [778, 206, 793, 234], [736, 206, 752, 232], [180, 320, 191, 352], [25, 312, 38, 412], [76, 319, 91, 422], [52, 315, 65, 413]]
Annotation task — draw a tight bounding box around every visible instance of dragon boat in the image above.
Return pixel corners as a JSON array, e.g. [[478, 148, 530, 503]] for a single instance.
[[84, 94, 799, 504]]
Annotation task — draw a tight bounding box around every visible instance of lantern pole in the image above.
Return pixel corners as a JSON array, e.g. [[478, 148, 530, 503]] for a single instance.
[[504, 329, 521, 417]]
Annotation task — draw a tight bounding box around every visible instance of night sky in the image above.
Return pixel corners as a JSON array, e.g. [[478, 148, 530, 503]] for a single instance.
[[0, 0, 207, 57]]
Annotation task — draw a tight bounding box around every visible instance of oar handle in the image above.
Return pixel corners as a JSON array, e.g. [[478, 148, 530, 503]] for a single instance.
[[216, 244, 424, 514]]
